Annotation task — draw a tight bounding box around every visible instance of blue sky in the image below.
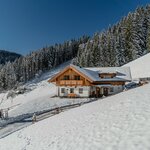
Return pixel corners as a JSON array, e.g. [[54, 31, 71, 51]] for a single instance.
[[0, 0, 150, 55]]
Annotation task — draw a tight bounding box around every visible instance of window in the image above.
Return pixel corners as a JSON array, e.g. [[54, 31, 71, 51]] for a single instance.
[[74, 75, 80, 80], [79, 88, 83, 94], [70, 88, 74, 93], [102, 75, 111, 79], [99, 73, 116, 79], [61, 88, 65, 93], [64, 75, 70, 80], [109, 87, 114, 92]]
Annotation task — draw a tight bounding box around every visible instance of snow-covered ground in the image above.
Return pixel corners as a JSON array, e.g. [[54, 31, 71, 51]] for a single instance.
[[124, 53, 150, 79], [0, 61, 72, 117], [0, 53, 150, 150], [0, 60, 91, 137], [0, 83, 150, 150]]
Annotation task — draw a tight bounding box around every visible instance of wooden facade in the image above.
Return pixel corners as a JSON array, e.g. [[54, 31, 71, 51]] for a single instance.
[[49, 67, 92, 86], [93, 81, 125, 85]]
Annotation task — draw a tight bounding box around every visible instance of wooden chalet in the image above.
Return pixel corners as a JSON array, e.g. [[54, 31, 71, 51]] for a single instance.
[[48, 64, 132, 98]]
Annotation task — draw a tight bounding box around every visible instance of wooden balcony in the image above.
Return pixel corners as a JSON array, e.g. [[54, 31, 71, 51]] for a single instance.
[[59, 80, 83, 86]]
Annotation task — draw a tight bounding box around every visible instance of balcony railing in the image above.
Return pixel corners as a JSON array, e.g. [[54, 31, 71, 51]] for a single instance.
[[60, 80, 83, 86]]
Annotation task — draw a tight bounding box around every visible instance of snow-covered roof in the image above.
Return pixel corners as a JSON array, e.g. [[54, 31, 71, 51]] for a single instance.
[[98, 70, 117, 74], [70, 64, 132, 82]]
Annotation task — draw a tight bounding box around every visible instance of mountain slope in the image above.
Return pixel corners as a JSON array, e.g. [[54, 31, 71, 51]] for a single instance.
[[0, 83, 150, 150], [124, 53, 150, 79], [0, 36, 89, 91], [0, 50, 21, 64], [0, 61, 69, 116], [0, 53, 150, 149], [0, 61, 88, 118]]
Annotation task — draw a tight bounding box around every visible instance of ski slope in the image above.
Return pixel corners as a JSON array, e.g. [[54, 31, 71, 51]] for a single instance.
[[0, 83, 150, 150], [124, 53, 150, 79]]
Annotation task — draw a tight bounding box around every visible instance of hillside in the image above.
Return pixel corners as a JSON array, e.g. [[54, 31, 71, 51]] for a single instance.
[[0, 83, 150, 150], [0, 52, 150, 149], [124, 53, 150, 79], [0, 62, 69, 117], [0, 61, 88, 118], [75, 5, 150, 68], [1, 52, 148, 117], [0, 36, 89, 91], [0, 50, 21, 64]]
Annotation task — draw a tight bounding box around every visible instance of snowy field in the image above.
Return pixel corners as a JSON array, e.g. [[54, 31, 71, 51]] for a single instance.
[[0, 83, 150, 150], [1, 84, 88, 118]]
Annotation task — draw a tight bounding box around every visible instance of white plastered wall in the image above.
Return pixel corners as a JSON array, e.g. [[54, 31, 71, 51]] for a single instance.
[[58, 86, 91, 98], [108, 85, 124, 95]]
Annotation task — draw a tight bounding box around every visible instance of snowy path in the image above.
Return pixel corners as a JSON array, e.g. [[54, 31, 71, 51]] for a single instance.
[[0, 122, 31, 139]]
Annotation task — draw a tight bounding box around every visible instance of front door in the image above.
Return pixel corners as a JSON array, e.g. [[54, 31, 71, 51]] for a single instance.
[[103, 88, 108, 96], [70, 88, 74, 93], [96, 87, 102, 97]]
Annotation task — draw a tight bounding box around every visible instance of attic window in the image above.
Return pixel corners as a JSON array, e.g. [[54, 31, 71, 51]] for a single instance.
[[99, 75, 111, 79], [64, 75, 70, 80], [74, 75, 80, 80], [99, 73, 116, 79]]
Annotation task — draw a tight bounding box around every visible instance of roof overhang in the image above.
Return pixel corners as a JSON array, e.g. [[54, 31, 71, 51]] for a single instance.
[[95, 84, 112, 88]]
